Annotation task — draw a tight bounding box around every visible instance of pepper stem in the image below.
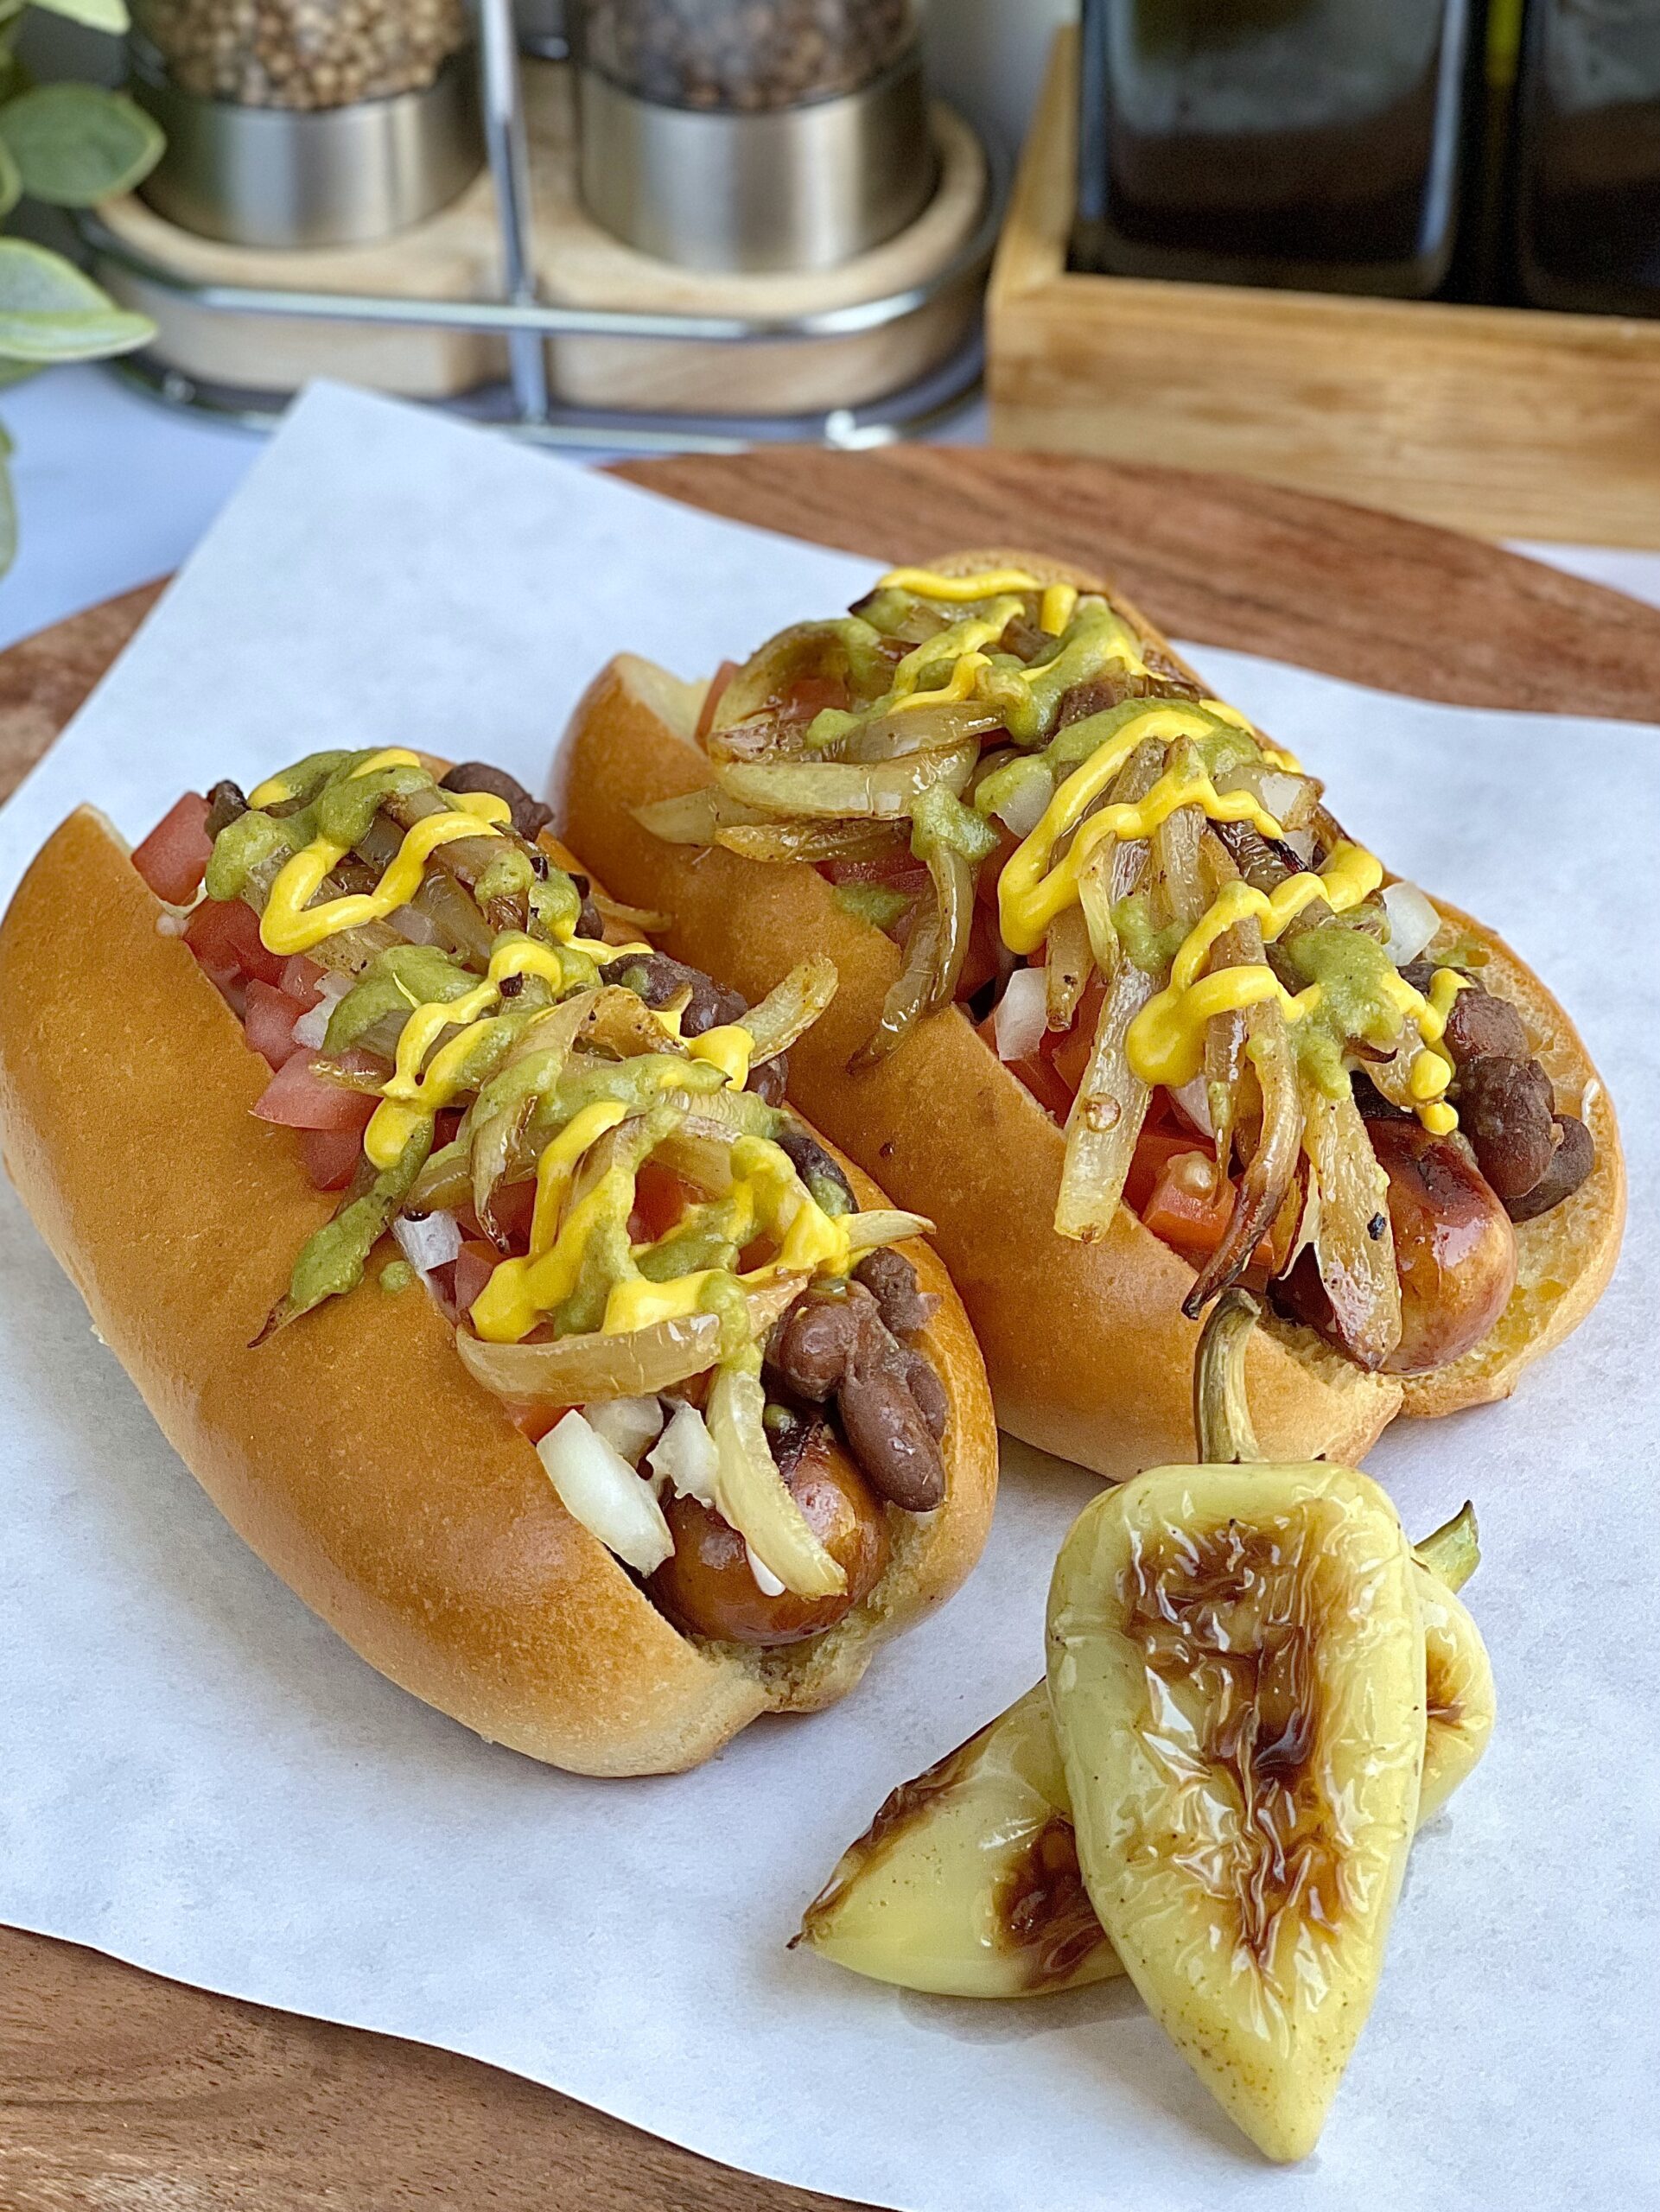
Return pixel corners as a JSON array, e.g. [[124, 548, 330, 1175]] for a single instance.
[[1193, 1288, 1263, 1465], [1413, 1501, 1481, 1593]]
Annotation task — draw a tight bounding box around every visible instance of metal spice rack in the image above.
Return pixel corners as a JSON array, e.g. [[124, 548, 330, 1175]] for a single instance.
[[81, 0, 1004, 452]]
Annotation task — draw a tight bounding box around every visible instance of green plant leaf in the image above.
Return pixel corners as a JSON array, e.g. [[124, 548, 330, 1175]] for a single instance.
[[0, 129, 18, 220], [0, 443, 16, 582], [0, 239, 152, 361], [0, 84, 163, 207], [27, 0, 129, 31]]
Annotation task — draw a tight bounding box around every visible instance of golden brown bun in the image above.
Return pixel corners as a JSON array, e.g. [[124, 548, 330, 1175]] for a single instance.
[[0, 809, 998, 1777], [554, 544, 1621, 1468]]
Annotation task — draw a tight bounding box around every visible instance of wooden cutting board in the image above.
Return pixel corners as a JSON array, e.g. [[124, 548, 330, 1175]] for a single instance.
[[2, 447, 1657, 2212]]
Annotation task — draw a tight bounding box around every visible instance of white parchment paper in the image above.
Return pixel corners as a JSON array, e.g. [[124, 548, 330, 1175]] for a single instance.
[[1, 385, 1656, 2210]]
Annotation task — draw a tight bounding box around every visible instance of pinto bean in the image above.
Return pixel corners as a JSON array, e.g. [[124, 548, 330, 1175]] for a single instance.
[[902, 1349, 950, 1440], [205, 779, 249, 838], [439, 760, 553, 842], [1453, 1052, 1557, 1203], [769, 1290, 862, 1402], [1507, 1114, 1595, 1223], [1443, 987, 1530, 1066], [1398, 966, 1531, 1065], [852, 1247, 935, 1339], [749, 1054, 789, 1107], [776, 1125, 856, 1213], [570, 873, 606, 941], [837, 1338, 947, 1512], [598, 950, 745, 1035]]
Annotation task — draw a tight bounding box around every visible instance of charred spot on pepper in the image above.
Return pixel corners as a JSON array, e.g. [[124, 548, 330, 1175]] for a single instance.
[[992, 1815, 1116, 1989], [1117, 1510, 1358, 1966]]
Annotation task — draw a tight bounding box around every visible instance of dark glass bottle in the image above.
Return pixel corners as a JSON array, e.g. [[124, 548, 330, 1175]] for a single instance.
[[1072, 0, 1476, 297], [1511, 0, 1660, 314]]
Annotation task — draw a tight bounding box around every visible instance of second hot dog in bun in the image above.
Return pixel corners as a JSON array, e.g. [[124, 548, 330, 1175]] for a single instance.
[[555, 550, 1624, 1478]]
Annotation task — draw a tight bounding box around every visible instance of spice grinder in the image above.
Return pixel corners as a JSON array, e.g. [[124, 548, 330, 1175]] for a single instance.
[[571, 0, 938, 272], [130, 0, 484, 248]]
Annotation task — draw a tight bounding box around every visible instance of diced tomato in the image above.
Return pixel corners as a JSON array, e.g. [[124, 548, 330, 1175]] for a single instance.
[[629, 1159, 702, 1246], [300, 1126, 365, 1191], [279, 955, 328, 1011], [132, 792, 213, 906], [243, 980, 312, 1070], [453, 1239, 499, 1319], [1140, 1149, 1233, 1250], [253, 1049, 378, 1133], [1136, 1148, 1274, 1268], [436, 1107, 465, 1149], [185, 894, 286, 989], [977, 1007, 1077, 1121], [1123, 1125, 1209, 1217], [695, 659, 739, 744], [512, 1403, 566, 1445], [1043, 974, 1108, 1098], [487, 1179, 536, 1247]]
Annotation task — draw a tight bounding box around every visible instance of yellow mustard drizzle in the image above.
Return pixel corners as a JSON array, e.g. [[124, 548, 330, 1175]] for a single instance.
[[259, 757, 512, 957], [471, 1130, 850, 1344], [1123, 846, 1466, 1133], [877, 565, 1043, 600], [867, 570, 1452, 1127], [998, 702, 1282, 957], [875, 565, 1161, 722], [361, 936, 575, 1168], [1126, 845, 1378, 1081], [888, 653, 992, 714], [529, 1099, 629, 1254], [1040, 583, 1078, 636], [683, 1022, 754, 1089]]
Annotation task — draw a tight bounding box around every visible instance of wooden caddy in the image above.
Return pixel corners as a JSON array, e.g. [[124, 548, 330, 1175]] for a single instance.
[[989, 29, 1660, 549]]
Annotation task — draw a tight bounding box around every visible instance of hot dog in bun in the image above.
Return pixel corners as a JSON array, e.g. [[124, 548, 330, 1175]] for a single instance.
[[556, 551, 1623, 1477], [0, 749, 996, 1775]]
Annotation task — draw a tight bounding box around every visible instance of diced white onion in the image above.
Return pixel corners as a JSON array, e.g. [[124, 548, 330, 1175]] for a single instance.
[[993, 964, 1047, 1063], [746, 1543, 786, 1598], [1173, 1076, 1215, 1139], [1282, 829, 1316, 866], [155, 912, 188, 938], [1218, 763, 1307, 824], [647, 1400, 720, 1508], [583, 1395, 665, 1467], [392, 1210, 463, 1277], [1381, 880, 1441, 967], [290, 973, 352, 1049], [388, 902, 442, 945], [992, 767, 1053, 839], [537, 1411, 674, 1576]]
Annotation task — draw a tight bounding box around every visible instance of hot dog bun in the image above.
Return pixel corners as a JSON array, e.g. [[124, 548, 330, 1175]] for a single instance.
[[553, 549, 1622, 1474], [0, 807, 998, 1777]]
